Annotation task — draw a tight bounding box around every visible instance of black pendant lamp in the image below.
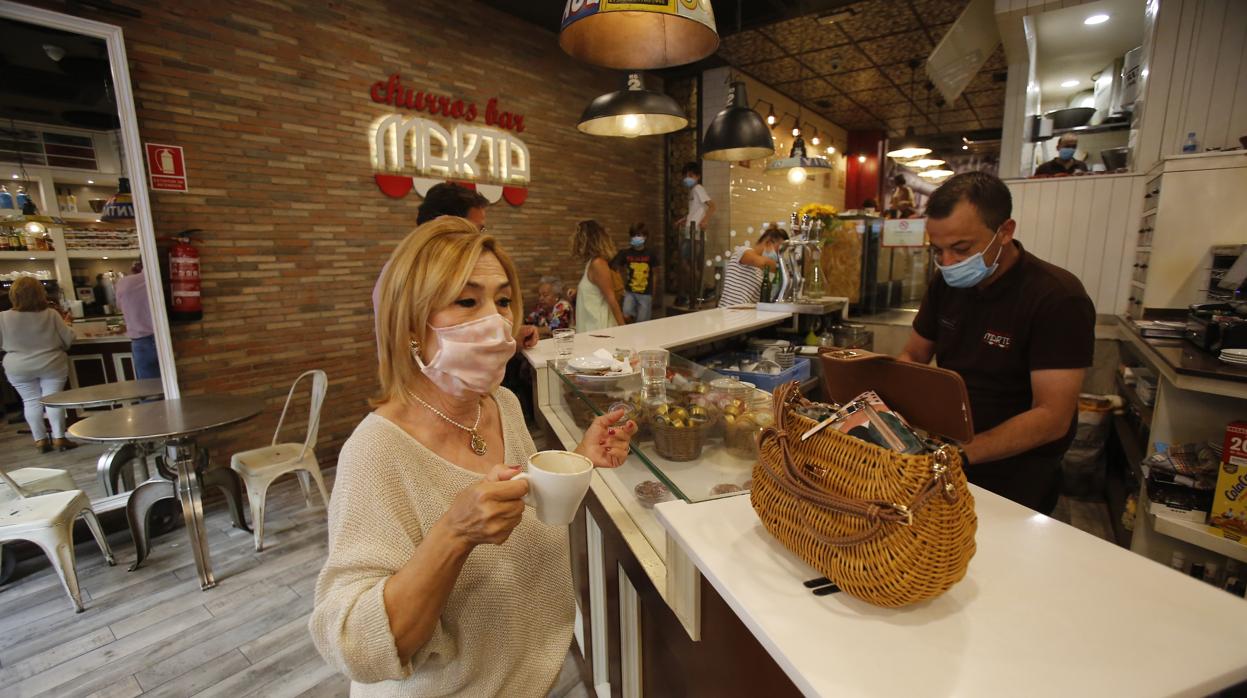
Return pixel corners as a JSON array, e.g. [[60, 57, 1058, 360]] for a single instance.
[[578, 73, 688, 138], [702, 81, 774, 162]]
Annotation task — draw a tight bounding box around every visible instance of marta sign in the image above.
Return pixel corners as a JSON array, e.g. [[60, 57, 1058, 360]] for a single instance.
[[368, 73, 530, 206]]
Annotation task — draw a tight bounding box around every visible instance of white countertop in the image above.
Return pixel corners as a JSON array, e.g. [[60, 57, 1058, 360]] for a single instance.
[[656, 490, 1247, 697], [522, 308, 792, 369]]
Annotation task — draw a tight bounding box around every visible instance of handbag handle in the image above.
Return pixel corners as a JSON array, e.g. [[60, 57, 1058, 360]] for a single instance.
[[757, 382, 959, 547]]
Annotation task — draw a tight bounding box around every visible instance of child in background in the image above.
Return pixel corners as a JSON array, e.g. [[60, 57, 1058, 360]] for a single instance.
[[611, 223, 659, 323]]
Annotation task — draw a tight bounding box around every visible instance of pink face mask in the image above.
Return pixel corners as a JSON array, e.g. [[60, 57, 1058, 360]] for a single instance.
[[414, 313, 516, 398]]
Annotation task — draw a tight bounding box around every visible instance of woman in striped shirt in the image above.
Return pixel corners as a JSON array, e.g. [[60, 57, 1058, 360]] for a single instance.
[[718, 227, 788, 308]]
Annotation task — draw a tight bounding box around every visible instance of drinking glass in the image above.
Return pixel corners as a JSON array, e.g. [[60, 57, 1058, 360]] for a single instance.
[[638, 349, 669, 392], [553, 328, 576, 363]]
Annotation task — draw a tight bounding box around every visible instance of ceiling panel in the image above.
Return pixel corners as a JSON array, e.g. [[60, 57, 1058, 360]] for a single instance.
[[826, 68, 893, 93], [908, 0, 967, 26], [748, 57, 804, 85], [718, 30, 787, 66], [712, 0, 1002, 137], [804, 46, 874, 75], [763, 15, 854, 54], [832, 0, 922, 41]]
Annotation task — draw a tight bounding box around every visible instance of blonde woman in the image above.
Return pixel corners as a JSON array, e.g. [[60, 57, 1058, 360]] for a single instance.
[[570, 219, 625, 331], [310, 217, 636, 696], [0, 277, 76, 453]]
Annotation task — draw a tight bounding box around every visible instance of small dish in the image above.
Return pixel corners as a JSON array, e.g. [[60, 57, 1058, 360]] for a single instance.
[[568, 356, 612, 373]]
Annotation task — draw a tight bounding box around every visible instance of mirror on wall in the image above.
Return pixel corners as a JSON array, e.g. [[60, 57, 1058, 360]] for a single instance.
[[0, 9, 177, 505]]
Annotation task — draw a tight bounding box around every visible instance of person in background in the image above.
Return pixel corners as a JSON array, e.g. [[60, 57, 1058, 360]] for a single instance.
[[571, 220, 626, 331], [114, 261, 160, 380], [887, 174, 916, 219], [310, 217, 636, 696], [372, 183, 539, 351], [861, 198, 879, 215], [610, 223, 659, 323], [673, 162, 714, 305], [526, 277, 573, 338], [1034, 134, 1088, 176], [718, 227, 788, 308], [0, 277, 77, 453], [898, 172, 1094, 514]]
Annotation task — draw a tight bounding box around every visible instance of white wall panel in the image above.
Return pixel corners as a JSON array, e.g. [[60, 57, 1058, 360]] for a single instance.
[[1006, 174, 1144, 315]]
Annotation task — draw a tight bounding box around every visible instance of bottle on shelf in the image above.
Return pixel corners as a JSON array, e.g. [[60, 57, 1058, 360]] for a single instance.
[[760, 267, 772, 304], [11, 229, 26, 251], [0, 185, 12, 210], [64, 187, 78, 214], [1182, 132, 1198, 154], [0, 228, 10, 251]]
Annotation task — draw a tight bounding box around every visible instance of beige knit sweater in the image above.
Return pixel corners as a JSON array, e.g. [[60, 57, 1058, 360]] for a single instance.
[[309, 388, 574, 697]]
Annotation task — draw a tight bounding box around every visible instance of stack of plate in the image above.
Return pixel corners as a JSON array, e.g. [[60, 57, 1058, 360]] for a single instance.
[[1219, 348, 1247, 367]]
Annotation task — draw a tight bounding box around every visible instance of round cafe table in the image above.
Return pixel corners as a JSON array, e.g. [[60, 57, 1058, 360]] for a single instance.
[[69, 396, 262, 590], [43, 379, 166, 495]]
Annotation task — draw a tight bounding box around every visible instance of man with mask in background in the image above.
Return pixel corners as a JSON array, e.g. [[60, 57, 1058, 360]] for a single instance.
[[1034, 133, 1088, 175], [898, 172, 1095, 514]]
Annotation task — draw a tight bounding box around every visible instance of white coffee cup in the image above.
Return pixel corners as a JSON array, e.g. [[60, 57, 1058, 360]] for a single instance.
[[513, 450, 594, 526]]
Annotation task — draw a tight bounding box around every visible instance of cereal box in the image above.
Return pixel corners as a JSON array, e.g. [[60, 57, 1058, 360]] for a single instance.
[[1209, 421, 1247, 535]]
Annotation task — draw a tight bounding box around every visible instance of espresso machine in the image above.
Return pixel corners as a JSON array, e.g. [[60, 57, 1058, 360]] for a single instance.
[[774, 213, 825, 302]]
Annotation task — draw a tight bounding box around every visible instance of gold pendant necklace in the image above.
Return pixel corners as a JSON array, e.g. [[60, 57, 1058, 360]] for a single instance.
[[407, 390, 487, 456]]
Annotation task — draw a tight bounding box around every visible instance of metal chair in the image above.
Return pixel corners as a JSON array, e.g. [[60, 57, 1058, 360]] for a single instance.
[[0, 469, 114, 612], [230, 370, 329, 551]]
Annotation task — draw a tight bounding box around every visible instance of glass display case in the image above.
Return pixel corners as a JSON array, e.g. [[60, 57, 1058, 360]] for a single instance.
[[546, 353, 771, 509]]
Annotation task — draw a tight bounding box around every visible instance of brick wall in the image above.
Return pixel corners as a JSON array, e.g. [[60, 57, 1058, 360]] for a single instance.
[[23, 0, 665, 465]]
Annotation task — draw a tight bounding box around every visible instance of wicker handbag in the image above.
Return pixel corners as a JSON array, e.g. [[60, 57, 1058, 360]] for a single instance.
[[751, 381, 977, 607]]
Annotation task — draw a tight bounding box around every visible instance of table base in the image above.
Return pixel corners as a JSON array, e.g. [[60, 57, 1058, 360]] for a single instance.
[[126, 440, 250, 590]]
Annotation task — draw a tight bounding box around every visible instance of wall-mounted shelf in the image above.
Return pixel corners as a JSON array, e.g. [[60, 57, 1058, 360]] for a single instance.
[[66, 250, 140, 260], [0, 251, 56, 261], [1149, 501, 1247, 564]]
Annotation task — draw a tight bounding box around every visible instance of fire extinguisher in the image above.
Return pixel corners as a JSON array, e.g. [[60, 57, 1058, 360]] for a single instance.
[[168, 229, 203, 322]]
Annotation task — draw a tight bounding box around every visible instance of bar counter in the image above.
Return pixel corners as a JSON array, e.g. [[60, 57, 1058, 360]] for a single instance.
[[531, 307, 1247, 696]]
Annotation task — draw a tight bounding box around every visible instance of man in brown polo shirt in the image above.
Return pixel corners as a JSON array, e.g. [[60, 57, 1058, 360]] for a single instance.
[[899, 172, 1095, 513]]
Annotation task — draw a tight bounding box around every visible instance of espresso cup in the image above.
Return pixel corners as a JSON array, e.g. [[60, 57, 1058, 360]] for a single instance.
[[513, 450, 594, 526]]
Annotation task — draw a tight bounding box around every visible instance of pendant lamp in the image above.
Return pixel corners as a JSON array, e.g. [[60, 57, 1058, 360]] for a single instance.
[[766, 134, 832, 183], [560, 0, 719, 70], [101, 177, 135, 221], [702, 82, 774, 162], [578, 73, 687, 138]]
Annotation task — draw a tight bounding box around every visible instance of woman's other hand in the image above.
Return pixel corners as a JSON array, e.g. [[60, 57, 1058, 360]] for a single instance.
[[518, 324, 540, 349], [441, 464, 528, 547], [576, 408, 637, 469]]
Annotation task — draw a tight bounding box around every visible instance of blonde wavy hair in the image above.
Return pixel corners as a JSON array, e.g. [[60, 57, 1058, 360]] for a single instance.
[[374, 217, 522, 406], [570, 219, 616, 263]]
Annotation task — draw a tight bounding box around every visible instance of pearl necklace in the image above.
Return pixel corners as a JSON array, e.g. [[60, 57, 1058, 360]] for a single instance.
[[406, 390, 487, 456]]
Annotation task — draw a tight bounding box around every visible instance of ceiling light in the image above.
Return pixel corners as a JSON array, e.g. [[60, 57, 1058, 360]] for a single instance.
[[908, 158, 946, 168], [10, 174, 17, 179], [102, 256, 109, 260], [918, 169, 955, 179], [559, 2, 719, 70], [827, 146, 835, 154], [87, 179, 94, 184], [885, 146, 931, 159], [1061, 79, 1080, 88], [816, 9, 855, 25], [962, 144, 969, 150], [702, 81, 775, 162], [810, 130, 820, 146], [766, 107, 777, 126], [578, 73, 688, 138], [857, 154, 866, 163], [1084, 14, 1109, 25], [786, 167, 807, 184]]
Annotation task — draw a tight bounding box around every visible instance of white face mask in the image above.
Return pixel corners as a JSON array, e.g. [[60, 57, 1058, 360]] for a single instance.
[[413, 313, 516, 398]]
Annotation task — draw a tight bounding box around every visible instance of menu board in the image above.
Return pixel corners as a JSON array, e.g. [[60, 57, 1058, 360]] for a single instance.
[[882, 218, 927, 247]]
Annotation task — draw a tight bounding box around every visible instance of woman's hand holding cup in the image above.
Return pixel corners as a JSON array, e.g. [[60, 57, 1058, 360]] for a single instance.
[[442, 464, 528, 547]]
